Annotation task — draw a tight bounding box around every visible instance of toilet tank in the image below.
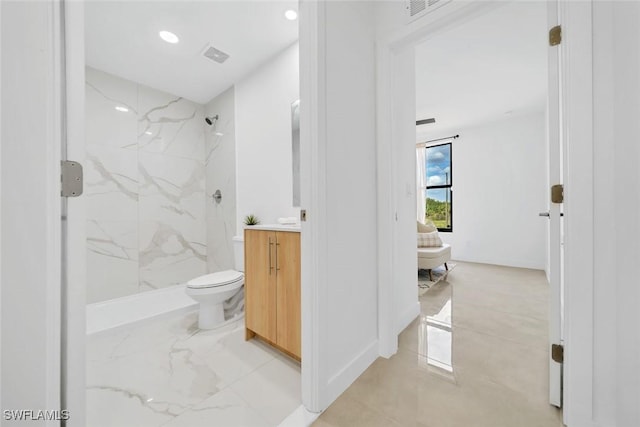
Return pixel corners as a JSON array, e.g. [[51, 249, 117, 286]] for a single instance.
[[232, 236, 244, 272]]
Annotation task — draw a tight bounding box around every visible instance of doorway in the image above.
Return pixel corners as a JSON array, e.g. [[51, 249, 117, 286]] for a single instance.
[[61, 1, 317, 425], [414, 0, 561, 414], [376, 0, 568, 424]]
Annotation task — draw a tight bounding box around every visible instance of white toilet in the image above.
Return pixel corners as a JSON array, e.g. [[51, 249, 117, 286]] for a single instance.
[[186, 237, 245, 329]]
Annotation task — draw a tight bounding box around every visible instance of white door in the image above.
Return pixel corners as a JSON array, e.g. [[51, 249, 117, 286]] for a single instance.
[[546, 0, 564, 408]]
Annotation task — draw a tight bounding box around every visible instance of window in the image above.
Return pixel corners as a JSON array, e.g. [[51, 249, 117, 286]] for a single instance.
[[425, 143, 452, 232]]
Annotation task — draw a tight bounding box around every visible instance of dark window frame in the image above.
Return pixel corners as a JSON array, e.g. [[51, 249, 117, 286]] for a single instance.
[[425, 142, 453, 233]]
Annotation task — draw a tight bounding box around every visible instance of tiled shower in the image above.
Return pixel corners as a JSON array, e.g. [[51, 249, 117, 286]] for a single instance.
[[85, 66, 236, 304]]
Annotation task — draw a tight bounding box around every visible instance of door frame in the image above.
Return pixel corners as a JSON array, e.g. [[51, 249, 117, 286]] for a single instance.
[[547, 0, 563, 408], [375, 0, 506, 359], [62, 1, 87, 426], [375, 1, 595, 426], [0, 0, 64, 423], [60, 0, 327, 421], [299, 0, 327, 412]]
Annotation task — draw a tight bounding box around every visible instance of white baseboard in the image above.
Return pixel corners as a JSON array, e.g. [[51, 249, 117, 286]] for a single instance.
[[277, 405, 321, 427], [455, 256, 545, 271], [326, 340, 379, 405], [396, 301, 420, 335]]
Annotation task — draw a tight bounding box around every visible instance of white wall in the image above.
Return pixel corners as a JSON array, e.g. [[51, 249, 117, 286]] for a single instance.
[[322, 0, 379, 402], [393, 49, 421, 334], [374, 0, 406, 39], [205, 87, 237, 272], [0, 0, 3, 412], [1, 1, 61, 421], [0, 0, 3, 411], [235, 43, 300, 234], [431, 112, 547, 270], [592, 2, 640, 426]]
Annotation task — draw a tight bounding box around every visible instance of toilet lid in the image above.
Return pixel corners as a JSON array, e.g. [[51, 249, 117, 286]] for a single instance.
[[186, 270, 244, 289]]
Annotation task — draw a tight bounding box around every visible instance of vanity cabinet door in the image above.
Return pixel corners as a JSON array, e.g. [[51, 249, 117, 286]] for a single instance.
[[275, 231, 301, 359], [244, 229, 277, 342]]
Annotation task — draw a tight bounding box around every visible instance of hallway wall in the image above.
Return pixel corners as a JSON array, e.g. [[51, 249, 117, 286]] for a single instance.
[[592, 2, 640, 425]]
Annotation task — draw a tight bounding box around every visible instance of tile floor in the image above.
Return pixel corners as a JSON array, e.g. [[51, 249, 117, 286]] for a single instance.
[[314, 261, 564, 427], [86, 312, 301, 426]]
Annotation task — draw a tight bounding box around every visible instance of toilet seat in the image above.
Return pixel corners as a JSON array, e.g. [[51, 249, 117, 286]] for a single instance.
[[186, 270, 244, 289]]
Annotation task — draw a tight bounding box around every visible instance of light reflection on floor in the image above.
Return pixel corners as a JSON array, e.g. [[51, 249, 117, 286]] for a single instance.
[[314, 261, 563, 427]]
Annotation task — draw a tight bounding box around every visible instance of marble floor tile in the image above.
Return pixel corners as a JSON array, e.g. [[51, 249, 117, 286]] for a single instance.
[[314, 261, 562, 427], [230, 355, 302, 425], [191, 329, 282, 386], [87, 310, 300, 427], [87, 385, 179, 427], [87, 342, 227, 409], [160, 388, 270, 427]]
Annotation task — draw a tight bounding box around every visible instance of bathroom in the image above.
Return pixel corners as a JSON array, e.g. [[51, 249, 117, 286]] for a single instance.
[[84, 1, 302, 425]]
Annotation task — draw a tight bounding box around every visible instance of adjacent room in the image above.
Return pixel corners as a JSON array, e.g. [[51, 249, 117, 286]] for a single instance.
[[415, 3, 548, 275], [314, 2, 563, 425], [412, 1, 559, 422], [83, 2, 303, 426]]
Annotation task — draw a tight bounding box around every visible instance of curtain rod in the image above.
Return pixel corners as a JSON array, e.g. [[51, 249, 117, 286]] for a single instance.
[[416, 134, 459, 148]]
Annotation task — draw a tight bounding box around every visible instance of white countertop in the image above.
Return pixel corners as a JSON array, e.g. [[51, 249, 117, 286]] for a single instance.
[[245, 224, 301, 232]]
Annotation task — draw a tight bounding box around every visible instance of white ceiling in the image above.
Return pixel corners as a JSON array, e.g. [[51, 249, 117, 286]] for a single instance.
[[85, 1, 299, 104], [415, 2, 547, 140]]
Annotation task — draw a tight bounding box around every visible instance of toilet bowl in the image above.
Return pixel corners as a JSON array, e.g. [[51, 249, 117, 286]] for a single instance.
[[186, 236, 246, 329], [186, 270, 244, 329]]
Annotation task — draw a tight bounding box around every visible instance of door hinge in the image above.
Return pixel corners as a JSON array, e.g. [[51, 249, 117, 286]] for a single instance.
[[551, 343, 564, 363], [549, 25, 562, 46], [551, 184, 564, 204], [61, 160, 84, 197], [300, 209, 307, 222]]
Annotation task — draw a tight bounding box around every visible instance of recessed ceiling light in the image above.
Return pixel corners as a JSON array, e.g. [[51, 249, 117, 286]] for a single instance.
[[145, 131, 153, 135], [284, 10, 298, 20], [115, 106, 129, 113], [215, 132, 224, 136], [159, 30, 179, 44]]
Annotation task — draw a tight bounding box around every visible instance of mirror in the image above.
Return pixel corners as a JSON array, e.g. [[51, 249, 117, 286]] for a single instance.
[[292, 99, 301, 207]]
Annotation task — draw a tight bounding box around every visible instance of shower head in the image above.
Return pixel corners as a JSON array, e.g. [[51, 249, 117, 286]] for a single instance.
[[205, 115, 219, 126]]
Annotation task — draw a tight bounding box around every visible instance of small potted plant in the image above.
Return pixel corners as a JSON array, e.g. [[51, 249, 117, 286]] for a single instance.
[[244, 214, 260, 226]]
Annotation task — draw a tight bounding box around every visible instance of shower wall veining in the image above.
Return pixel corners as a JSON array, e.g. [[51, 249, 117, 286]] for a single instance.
[[204, 87, 237, 273], [85, 67, 236, 303]]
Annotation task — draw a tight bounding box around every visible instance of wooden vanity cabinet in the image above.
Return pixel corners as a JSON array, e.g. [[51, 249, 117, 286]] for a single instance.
[[244, 229, 301, 360]]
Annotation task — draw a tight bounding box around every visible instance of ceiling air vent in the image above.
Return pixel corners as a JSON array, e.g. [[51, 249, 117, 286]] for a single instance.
[[202, 45, 230, 64], [406, 0, 451, 23], [409, 0, 426, 17]]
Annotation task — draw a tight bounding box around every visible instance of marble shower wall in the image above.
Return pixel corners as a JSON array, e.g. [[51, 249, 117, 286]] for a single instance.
[[85, 67, 206, 303], [204, 87, 237, 272]]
